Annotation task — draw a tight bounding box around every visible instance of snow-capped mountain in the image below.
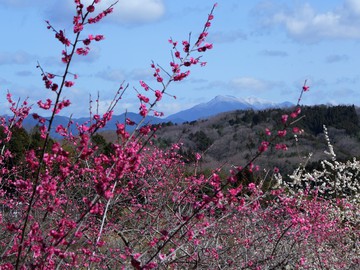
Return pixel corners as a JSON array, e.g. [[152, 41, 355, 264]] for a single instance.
[[165, 95, 294, 123]]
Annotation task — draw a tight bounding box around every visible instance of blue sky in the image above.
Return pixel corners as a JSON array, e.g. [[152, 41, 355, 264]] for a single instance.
[[1, 0, 360, 118]]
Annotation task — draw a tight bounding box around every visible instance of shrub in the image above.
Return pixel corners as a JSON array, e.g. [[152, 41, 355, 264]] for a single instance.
[[0, 2, 358, 269]]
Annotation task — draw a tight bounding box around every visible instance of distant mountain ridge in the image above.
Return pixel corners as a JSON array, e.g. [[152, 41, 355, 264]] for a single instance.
[[165, 95, 294, 123], [20, 112, 164, 138], [4, 95, 294, 138]]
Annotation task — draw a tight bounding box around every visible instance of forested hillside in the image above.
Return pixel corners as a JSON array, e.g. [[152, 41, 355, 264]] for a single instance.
[[148, 105, 360, 176]]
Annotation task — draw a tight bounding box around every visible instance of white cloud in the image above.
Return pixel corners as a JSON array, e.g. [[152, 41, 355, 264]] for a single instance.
[[73, 45, 102, 64], [334, 76, 359, 85], [230, 77, 268, 92], [45, 0, 165, 28], [209, 30, 247, 43], [97, 68, 126, 82], [325, 54, 349, 63], [195, 77, 285, 95], [16, 71, 34, 77], [0, 0, 42, 8], [128, 68, 153, 80], [96, 67, 153, 82], [0, 77, 11, 85], [0, 51, 35, 65], [0, 0, 21, 7], [261, 0, 360, 42], [344, 0, 360, 16], [259, 49, 288, 57], [82, 0, 165, 24], [156, 102, 185, 116]]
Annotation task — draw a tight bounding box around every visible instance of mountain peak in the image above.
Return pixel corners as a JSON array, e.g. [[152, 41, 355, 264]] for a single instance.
[[213, 95, 238, 102], [211, 95, 276, 106], [207, 95, 244, 106]]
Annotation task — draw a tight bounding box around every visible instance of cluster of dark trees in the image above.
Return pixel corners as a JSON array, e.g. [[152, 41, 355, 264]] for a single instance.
[[0, 126, 118, 168], [237, 105, 360, 136], [299, 105, 359, 136], [0, 126, 54, 167]]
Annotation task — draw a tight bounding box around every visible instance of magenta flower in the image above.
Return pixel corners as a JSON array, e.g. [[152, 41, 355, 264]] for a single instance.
[[277, 130, 287, 137], [258, 141, 269, 153], [291, 107, 301, 118], [55, 30, 70, 46], [281, 114, 288, 124], [47, 73, 55, 79], [174, 70, 190, 81], [87, 5, 95, 13], [73, 23, 84, 33], [126, 118, 135, 126], [265, 128, 271, 136], [51, 84, 58, 91], [137, 94, 150, 103], [76, 47, 90, 55], [37, 99, 52, 110], [293, 127, 302, 134], [140, 80, 149, 91], [182, 40, 190, 52], [155, 90, 162, 101], [275, 143, 288, 151], [95, 35, 104, 41], [83, 38, 91, 45], [139, 104, 148, 117], [64, 81, 74, 87], [248, 183, 256, 192], [168, 38, 178, 48], [303, 85, 310, 91], [61, 50, 71, 63]]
